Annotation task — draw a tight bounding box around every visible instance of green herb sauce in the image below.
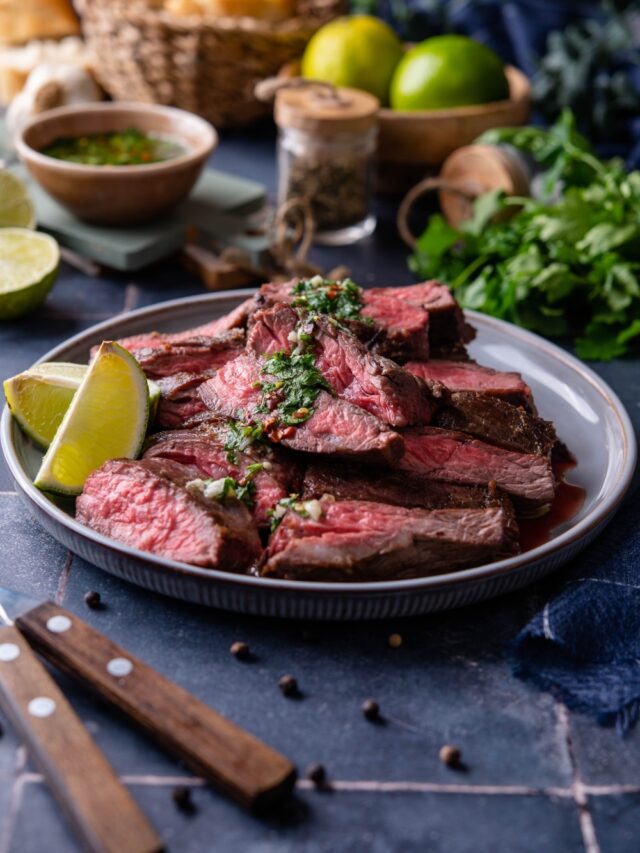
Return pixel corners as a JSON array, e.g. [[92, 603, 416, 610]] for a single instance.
[[41, 128, 184, 166], [292, 276, 371, 324], [258, 348, 331, 427]]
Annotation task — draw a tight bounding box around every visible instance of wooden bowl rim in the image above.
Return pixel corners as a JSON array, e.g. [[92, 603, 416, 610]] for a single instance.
[[16, 102, 217, 177], [378, 66, 530, 121]]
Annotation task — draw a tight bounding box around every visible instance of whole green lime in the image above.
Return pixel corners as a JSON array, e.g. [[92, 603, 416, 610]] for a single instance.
[[390, 35, 509, 111], [301, 15, 404, 106]]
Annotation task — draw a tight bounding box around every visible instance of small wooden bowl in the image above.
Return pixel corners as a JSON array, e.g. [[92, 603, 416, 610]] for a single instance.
[[16, 103, 217, 225], [377, 66, 531, 167]]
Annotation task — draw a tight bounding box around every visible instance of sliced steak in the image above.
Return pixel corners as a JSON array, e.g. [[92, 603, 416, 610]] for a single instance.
[[247, 304, 436, 427], [144, 425, 295, 526], [257, 278, 431, 361], [405, 360, 534, 410], [399, 427, 556, 512], [434, 392, 557, 457], [363, 281, 469, 348], [302, 460, 511, 512], [154, 371, 212, 429], [198, 353, 404, 464], [129, 328, 245, 379], [76, 458, 261, 571], [262, 498, 519, 582], [112, 297, 255, 355]]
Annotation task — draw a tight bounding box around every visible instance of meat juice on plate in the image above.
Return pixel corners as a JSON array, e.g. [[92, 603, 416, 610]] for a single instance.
[[518, 460, 585, 552]]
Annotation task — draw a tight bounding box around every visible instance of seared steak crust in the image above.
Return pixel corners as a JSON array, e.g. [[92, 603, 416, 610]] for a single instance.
[[131, 329, 245, 380], [262, 498, 519, 582], [405, 360, 534, 410], [154, 371, 212, 429]]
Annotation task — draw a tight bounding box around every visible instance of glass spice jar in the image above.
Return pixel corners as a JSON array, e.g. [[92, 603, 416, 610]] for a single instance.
[[275, 84, 379, 246]]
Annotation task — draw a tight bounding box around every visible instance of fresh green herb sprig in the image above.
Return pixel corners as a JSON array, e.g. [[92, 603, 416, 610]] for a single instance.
[[259, 349, 331, 426], [411, 111, 640, 360], [224, 420, 266, 464], [292, 276, 372, 325]]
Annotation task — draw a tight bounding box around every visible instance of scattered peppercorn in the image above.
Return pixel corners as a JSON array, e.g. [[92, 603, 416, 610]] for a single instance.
[[306, 763, 326, 787], [172, 786, 197, 815], [230, 641, 251, 661], [84, 591, 102, 610], [439, 744, 462, 769], [362, 699, 380, 721], [278, 674, 299, 697], [388, 633, 403, 649]]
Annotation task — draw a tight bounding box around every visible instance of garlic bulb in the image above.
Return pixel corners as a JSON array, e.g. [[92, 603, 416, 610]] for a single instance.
[[7, 63, 101, 150]]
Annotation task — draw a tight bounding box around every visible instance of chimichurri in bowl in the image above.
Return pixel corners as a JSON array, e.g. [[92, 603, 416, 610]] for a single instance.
[[41, 128, 185, 166], [16, 102, 217, 225]]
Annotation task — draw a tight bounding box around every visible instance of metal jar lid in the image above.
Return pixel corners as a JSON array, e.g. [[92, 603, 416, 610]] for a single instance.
[[274, 84, 379, 136]]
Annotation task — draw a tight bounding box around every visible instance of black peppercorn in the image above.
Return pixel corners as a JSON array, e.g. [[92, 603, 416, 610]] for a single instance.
[[362, 699, 380, 721], [439, 744, 462, 768], [278, 674, 299, 697], [84, 591, 102, 610], [172, 786, 196, 815], [230, 641, 250, 661], [306, 763, 326, 787]]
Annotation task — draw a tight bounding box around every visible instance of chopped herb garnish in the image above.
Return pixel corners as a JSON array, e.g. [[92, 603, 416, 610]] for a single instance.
[[186, 476, 256, 509], [259, 349, 331, 426], [267, 495, 323, 531], [224, 420, 266, 463], [292, 275, 372, 324]]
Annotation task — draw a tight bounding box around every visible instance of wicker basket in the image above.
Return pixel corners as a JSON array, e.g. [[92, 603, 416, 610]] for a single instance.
[[79, 0, 344, 128]]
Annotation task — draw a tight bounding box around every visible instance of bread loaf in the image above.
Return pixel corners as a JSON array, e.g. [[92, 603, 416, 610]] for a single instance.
[[0, 0, 80, 46]]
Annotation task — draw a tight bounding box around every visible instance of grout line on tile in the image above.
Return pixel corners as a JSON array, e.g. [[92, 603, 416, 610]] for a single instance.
[[557, 703, 601, 853], [123, 284, 140, 313], [0, 492, 17, 497], [296, 780, 573, 797], [0, 751, 29, 853], [54, 551, 74, 605]]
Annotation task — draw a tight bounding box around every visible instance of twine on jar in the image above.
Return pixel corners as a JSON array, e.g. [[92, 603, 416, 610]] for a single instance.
[[396, 177, 482, 249]]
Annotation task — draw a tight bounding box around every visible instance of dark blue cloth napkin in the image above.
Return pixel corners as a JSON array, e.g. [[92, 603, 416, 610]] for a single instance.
[[514, 496, 640, 734]]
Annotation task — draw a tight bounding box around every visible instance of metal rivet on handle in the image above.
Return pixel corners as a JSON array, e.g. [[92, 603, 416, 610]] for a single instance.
[[46, 615, 72, 634], [0, 643, 20, 662], [28, 697, 56, 718], [107, 658, 133, 677]]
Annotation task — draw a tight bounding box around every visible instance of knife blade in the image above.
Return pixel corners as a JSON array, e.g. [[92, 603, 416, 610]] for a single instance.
[[0, 585, 296, 811], [0, 592, 163, 853]]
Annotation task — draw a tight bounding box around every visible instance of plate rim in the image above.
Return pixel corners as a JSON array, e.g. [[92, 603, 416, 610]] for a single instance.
[[2, 289, 637, 597]]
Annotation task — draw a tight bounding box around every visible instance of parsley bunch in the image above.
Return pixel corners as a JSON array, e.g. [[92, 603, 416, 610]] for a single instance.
[[410, 111, 640, 360]]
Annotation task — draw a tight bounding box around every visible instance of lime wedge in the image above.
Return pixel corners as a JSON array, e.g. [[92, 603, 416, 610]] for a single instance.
[[34, 342, 150, 495], [4, 361, 160, 449], [0, 228, 59, 320], [0, 171, 36, 229]]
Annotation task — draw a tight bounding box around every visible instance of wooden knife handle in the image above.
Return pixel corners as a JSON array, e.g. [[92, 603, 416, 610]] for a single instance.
[[17, 602, 296, 811], [0, 625, 162, 853]]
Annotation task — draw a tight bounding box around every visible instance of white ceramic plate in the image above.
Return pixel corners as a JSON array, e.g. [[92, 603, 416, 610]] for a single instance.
[[1, 291, 636, 619]]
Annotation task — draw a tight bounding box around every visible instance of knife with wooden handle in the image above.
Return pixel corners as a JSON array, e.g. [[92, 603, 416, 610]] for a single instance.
[[0, 587, 296, 813], [0, 624, 162, 853]]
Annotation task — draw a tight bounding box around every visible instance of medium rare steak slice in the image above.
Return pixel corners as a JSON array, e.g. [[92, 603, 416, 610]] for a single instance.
[[262, 499, 519, 582], [111, 297, 255, 355], [198, 354, 404, 464], [405, 360, 534, 410], [154, 371, 212, 428], [399, 427, 556, 512], [76, 458, 261, 571], [247, 304, 436, 427], [144, 425, 295, 526], [302, 460, 512, 512], [363, 281, 469, 348], [131, 329, 245, 379], [434, 392, 558, 457]]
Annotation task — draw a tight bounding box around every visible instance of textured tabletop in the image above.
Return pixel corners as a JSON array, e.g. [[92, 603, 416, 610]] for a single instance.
[[1, 126, 639, 853]]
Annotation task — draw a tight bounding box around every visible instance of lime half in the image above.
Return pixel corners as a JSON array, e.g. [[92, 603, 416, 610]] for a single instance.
[[4, 361, 160, 449], [0, 171, 36, 229], [34, 342, 150, 495], [0, 228, 59, 320]]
